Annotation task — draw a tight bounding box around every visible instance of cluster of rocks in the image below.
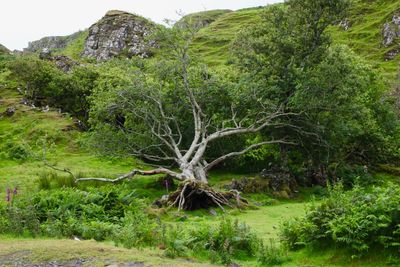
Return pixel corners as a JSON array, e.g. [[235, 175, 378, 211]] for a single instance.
[[224, 167, 298, 199], [81, 10, 157, 61], [39, 49, 79, 72]]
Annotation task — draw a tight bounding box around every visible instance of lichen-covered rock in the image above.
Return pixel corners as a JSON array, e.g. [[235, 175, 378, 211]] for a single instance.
[[339, 18, 351, 31], [385, 47, 400, 60], [81, 10, 156, 61], [39, 49, 79, 72], [383, 13, 400, 47], [24, 31, 83, 53]]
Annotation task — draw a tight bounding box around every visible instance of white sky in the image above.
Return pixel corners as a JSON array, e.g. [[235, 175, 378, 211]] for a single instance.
[[0, 0, 282, 50]]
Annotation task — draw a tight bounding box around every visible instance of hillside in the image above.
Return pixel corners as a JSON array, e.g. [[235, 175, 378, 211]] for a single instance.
[[44, 1, 400, 79], [190, 7, 264, 66], [175, 9, 232, 29], [189, 1, 399, 80], [0, 44, 10, 54], [329, 0, 400, 81]]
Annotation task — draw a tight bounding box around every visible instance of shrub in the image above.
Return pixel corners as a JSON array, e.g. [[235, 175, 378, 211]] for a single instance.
[[257, 239, 289, 266], [113, 210, 158, 248], [0, 185, 146, 240], [280, 183, 400, 257]]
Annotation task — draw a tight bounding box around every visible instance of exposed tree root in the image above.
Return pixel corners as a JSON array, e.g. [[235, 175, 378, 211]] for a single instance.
[[167, 180, 248, 211]]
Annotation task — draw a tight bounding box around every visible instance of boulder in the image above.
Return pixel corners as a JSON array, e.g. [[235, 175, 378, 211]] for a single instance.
[[339, 18, 351, 31], [385, 47, 400, 60], [39, 48, 52, 60], [3, 107, 16, 117], [82, 10, 157, 61], [383, 13, 400, 47]]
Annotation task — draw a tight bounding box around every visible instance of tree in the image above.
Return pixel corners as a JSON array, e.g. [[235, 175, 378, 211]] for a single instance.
[[86, 27, 295, 186], [233, 0, 399, 179]]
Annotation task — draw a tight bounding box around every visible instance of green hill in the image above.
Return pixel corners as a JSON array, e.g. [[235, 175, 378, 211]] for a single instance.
[[175, 9, 232, 29], [190, 7, 264, 66], [189, 1, 399, 81], [329, 0, 400, 81]]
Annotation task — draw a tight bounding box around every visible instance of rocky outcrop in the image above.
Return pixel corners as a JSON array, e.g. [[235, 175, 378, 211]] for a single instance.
[[81, 10, 156, 61], [39, 49, 78, 72], [383, 13, 400, 47], [24, 31, 83, 53]]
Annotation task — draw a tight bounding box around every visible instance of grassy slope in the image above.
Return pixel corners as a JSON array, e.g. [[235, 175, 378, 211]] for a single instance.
[[59, 30, 88, 60], [328, 0, 400, 82], [176, 9, 232, 29], [190, 7, 263, 66], [0, 44, 10, 54], [191, 1, 399, 81]]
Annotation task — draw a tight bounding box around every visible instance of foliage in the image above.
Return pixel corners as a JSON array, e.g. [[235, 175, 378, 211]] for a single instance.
[[0, 185, 144, 241], [280, 183, 400, 257], [257, 239, 289, 266], [233, 0, 399, 177], [7, 57, 98, 123]]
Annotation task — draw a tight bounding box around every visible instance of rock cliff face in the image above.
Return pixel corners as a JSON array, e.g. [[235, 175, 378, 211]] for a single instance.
[[383, 13, 400, 47], [81, 10, 156, 61], [24, 31, 83, 53]]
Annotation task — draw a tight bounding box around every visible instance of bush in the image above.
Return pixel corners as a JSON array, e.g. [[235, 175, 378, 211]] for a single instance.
[[113, 210, 158, 248], [280, 183, 400, 257], [257, 239, 289, 266], [0, 185, 145, 240]]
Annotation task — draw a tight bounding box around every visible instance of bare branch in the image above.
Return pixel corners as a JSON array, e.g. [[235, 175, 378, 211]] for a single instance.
[[75, 168, 184, 183]]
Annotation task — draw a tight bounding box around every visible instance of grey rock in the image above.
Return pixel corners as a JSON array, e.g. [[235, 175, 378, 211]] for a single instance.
[[385, 47, 400, 60], [209, 209, 217, 216], [339, 18, 351, 31], [383, 14, 400, 47], [4, 106, 16, 117], [51, 55, 79, 72], [82, 10, 157, 61], [39, 48, 52, 60]]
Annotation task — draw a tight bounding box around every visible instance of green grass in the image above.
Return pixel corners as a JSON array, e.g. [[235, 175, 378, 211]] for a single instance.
[[328, 0, 400, 82], [0, 238, 217, 267], [59, 30, 88, 60], [176, 9, 232, 29], [190, 7, 264, 66]]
